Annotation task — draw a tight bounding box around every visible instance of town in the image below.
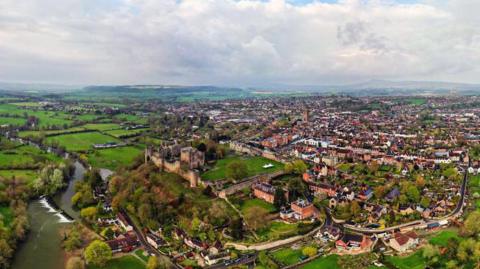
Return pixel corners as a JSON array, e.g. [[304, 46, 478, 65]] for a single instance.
[[1, 93, 480, 269]]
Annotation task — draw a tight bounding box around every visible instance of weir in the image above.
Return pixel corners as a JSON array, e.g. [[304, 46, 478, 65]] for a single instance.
[[38, 196, 74, 223]]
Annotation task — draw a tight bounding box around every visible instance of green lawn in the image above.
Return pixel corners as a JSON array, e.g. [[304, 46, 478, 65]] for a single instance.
[[0, 117, 26, 126], [201, 156, 284, 181], [272, 248, 303, 265], [240, 198, 277, 214], [256, 221, 299, 241], [46, 132, 121, 152], [428, 230, 460, 247], [300, 255, 339, 269], [87, 146, 143, 170], [386, 251, 425, 269], [87, 255, 145, 269], [406, 98, 426, 105], [134, 249, 150, 263], [0, 206, 13, 228]]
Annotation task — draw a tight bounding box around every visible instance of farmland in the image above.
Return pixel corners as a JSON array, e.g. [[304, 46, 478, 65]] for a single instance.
[[87, 146, 144, 170], [45, 132, 121, 152]]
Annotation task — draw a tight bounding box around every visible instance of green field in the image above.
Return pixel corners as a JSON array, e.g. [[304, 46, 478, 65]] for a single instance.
[[87, 255, 145, 269], [0, 117, 26, 126], [83, 123, 122, 131], [428, 230, 460, 247], [0, 145, 60, 168], [46, 132, 121, 152], [104, 128, 149, 138], [18, 126, 87, 138], [386, 251, 425, 269], [300, 255, 339, 269], [114, 114, 147, 124], [87, 146, 143, 170], [272, 247, 303, 265], [10, 102, 43, 107], [406, 98, 427, 105], [240, 198, 277, 214], [0, 170, 38, 185], [201, 156, 284, 181]]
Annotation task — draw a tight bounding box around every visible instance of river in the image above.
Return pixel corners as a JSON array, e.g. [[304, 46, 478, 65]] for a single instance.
[[11, 161, 86, 269]]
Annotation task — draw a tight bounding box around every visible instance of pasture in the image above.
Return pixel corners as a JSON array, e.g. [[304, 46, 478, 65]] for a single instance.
[[46, 132, 121, 152]]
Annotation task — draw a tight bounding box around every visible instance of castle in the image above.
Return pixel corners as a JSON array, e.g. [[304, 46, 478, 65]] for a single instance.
[[145, 144, 205, 187]]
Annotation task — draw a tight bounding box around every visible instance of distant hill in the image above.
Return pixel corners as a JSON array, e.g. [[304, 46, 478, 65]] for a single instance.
[[74, 85, 253, 102], [251, 80, 480, 96], [0, 82, 82, 93]]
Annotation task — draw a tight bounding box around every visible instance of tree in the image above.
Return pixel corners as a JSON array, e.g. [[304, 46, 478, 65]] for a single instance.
[[406, 185, 420, 203], [244, 206, 269, 230], [273, 188, 287, 209], [350, 201, 361, 217], [287, 178, 307, 202], [373, 186, 385, 199], [415, 175, 425, 188], [422, 244, 440, 266], [63, 224, 82, 251], [258, 251, 278, 269], [225, 161, 248, 180], [66, 256, 85, 269], [84, 240, 112, 267], [420, 196, 431, 208], [302, 246, 317, 257], [80, 206, 97, 222], [229, 218, 244, 240], [146, 256, 159, 269], [463, 211, 480, 236]]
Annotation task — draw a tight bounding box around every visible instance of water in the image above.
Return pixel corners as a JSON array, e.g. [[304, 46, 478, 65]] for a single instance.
[[11, 161, 86, 269], [53, 162, 86, 219]]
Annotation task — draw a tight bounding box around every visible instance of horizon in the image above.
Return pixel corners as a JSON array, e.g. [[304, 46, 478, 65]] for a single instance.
[[1, 0, 480, 86]]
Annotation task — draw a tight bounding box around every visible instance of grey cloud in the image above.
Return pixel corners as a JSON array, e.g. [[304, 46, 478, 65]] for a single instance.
[[0, 0, 479, 85]]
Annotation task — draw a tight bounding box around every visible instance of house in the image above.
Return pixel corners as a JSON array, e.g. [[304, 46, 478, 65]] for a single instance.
[[106, 232, 140, 253], [117, 212, 133, 232], [358, 188, 373, 201], [252, 183, 276, 204], [389, 231, 419, 252], [280, 209, 294, 219], [316, 225, 341, 242], [309, 182, 337, 197], [202, 251, 231, 266], [385, 187, 400, 202], [336, 233, 371, 251], [185, 238, 208, 250], [291, 199, 316, 220], [146, 232, 165, 249]]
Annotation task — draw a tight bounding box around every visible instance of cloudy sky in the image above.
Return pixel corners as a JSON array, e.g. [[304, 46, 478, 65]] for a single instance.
[[0, 0, 479, 86]]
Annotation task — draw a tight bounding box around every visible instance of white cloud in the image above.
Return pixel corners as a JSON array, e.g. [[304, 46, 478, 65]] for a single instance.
[[0, 0, 479, 85]]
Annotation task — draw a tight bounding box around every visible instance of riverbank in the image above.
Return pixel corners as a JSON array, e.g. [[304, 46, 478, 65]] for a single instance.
[[11, 161, 86, 269]]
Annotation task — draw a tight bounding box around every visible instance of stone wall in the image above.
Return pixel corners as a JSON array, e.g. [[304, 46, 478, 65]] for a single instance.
[[218, 170, 285, 198], [146, 149, 201, 188]]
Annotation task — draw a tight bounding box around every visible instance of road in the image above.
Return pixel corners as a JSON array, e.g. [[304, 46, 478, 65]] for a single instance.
[[121, 210, 181, 269]]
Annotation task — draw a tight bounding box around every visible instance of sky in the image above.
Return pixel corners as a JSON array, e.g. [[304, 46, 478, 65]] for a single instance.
[[0, 0, 479, 86]]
